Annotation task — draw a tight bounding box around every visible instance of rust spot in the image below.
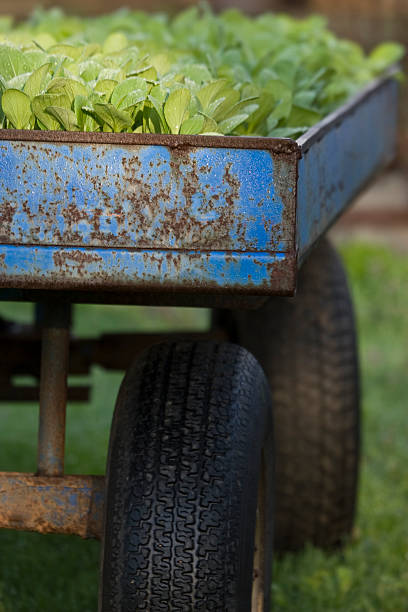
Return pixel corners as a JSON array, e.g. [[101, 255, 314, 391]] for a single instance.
[[270, 151, 299, 254], [0, 200, 15, 240], [117, 147, 241, 250], [0, 473, 105, 539], [52, 249, 103, 277], [0, 127, 300, 156]]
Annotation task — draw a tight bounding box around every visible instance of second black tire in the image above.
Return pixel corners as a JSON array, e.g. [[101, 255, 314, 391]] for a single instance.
[[100, 341, 274, 611], [216, 238, 360, 552]]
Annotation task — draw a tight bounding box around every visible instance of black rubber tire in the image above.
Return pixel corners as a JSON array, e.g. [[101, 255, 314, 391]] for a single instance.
[[99, 341, 274, 611], [215, 238, 360, 552]]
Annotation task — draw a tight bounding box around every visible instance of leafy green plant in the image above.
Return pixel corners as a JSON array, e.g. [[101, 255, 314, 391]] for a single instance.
[[0, 7, 404, 136]]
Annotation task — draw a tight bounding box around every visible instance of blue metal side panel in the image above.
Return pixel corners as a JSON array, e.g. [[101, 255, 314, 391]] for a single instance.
[[0, 245, 295, 295], [296, 79, 399, 260], [0, 142, 292, 252]]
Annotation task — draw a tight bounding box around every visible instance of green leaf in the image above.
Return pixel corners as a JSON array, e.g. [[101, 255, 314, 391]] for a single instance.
[[267, 80, 293, 123], [181, 63, 212, 84], [24, 63, 52, 99], [210, 89, 240, 121], [47, 44, 82, 60], [45, 106, 79, 131], [97, 67, 126, 82], [74, 94, 88, 130], [200, 115, 219, 133], [164, 88, 191, 134], [7, 72, 31, 90], [2, 89, 32, 129], [246, 90, 276, 133], [103, 32, 129, 55], [268, 126, 308, 138], [140, 103, 162, 133], [32, 33, 57, 51], [24, 50, 49, 71], [46, 77, 88, 104], [293, 91, 317, 108], [287, 105, 322, 128], [149, 84, 168, 109], [32, 93, 71, 130], [140, 67, 158, 82], [0, 46, 29, 81], [78, 60, 101, 82], [197, 79, 229, 111], [221, 97, 259, 121], [272, 59, 299, 89], [201, 131, 225, 136], [369, 43, 405, 74], [0, 77, 5, 125], [128, 66, 158, 82], [120, 91, 148, 111], [111, 77, 149, 109], [83, 112, 100, 132], [218, 113, 250, 134], [150, 54, 171, 76], [148, 86, 169, 132], [81, 43, 101, 60], [94, 79, 118, 101], [180, 114, 205, 134], [91, 102, 133, 132]]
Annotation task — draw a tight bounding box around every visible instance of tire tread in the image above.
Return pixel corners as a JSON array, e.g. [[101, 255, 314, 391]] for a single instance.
[[100, 341, 273, 611]]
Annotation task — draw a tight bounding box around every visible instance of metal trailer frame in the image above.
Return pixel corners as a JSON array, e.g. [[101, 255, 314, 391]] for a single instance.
[[0, 71, 399, 538]]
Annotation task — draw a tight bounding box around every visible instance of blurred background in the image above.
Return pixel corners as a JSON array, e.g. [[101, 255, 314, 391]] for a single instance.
[[0, 1, 407, 611]]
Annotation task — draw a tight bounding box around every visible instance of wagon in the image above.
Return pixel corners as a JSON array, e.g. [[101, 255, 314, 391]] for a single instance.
[[0, 69, 399, 610]]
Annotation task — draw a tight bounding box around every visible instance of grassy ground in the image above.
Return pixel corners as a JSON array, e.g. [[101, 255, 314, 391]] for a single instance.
[[273, 243, 408, 611], [0, 241, 407, 611]]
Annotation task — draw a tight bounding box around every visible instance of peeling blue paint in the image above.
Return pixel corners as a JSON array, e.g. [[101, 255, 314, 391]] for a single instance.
[[0, 142, 290, 252], [0, 244, 291, 293]]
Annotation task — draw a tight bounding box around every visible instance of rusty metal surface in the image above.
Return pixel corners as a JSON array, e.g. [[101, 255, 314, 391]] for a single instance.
[[296, 73, 399, 261], [0, 246, 297, 295], [37, 302, 70, 476], [0, 472, 104, 539], [0, 141, 296, 253], [0, 130, 299, 296], [0, 130, 299, 153]]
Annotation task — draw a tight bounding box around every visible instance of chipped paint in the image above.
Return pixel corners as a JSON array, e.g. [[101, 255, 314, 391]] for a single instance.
[[297, 76, 399, 261], [0, 473, 104, 538], [0, 245, 296, 295], [0, 142, 295, 252]]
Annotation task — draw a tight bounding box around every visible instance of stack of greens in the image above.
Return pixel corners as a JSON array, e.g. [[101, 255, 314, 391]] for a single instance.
[[0, 7, 403, 136]]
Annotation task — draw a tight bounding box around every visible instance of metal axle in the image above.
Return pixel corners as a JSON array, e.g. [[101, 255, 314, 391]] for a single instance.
[[37, 301, 70, 477]]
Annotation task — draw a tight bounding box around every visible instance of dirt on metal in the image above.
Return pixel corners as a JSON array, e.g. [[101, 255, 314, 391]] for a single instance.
[[0, 473, 105, 539]]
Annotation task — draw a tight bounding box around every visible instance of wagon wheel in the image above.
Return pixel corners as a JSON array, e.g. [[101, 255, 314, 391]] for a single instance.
[[100, 341, 274, 611], [214, 238, 360, 552]]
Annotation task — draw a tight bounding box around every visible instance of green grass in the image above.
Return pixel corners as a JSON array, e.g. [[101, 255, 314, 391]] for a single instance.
[[273, 242, 408, 612], [0, 242, 407, 611]]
